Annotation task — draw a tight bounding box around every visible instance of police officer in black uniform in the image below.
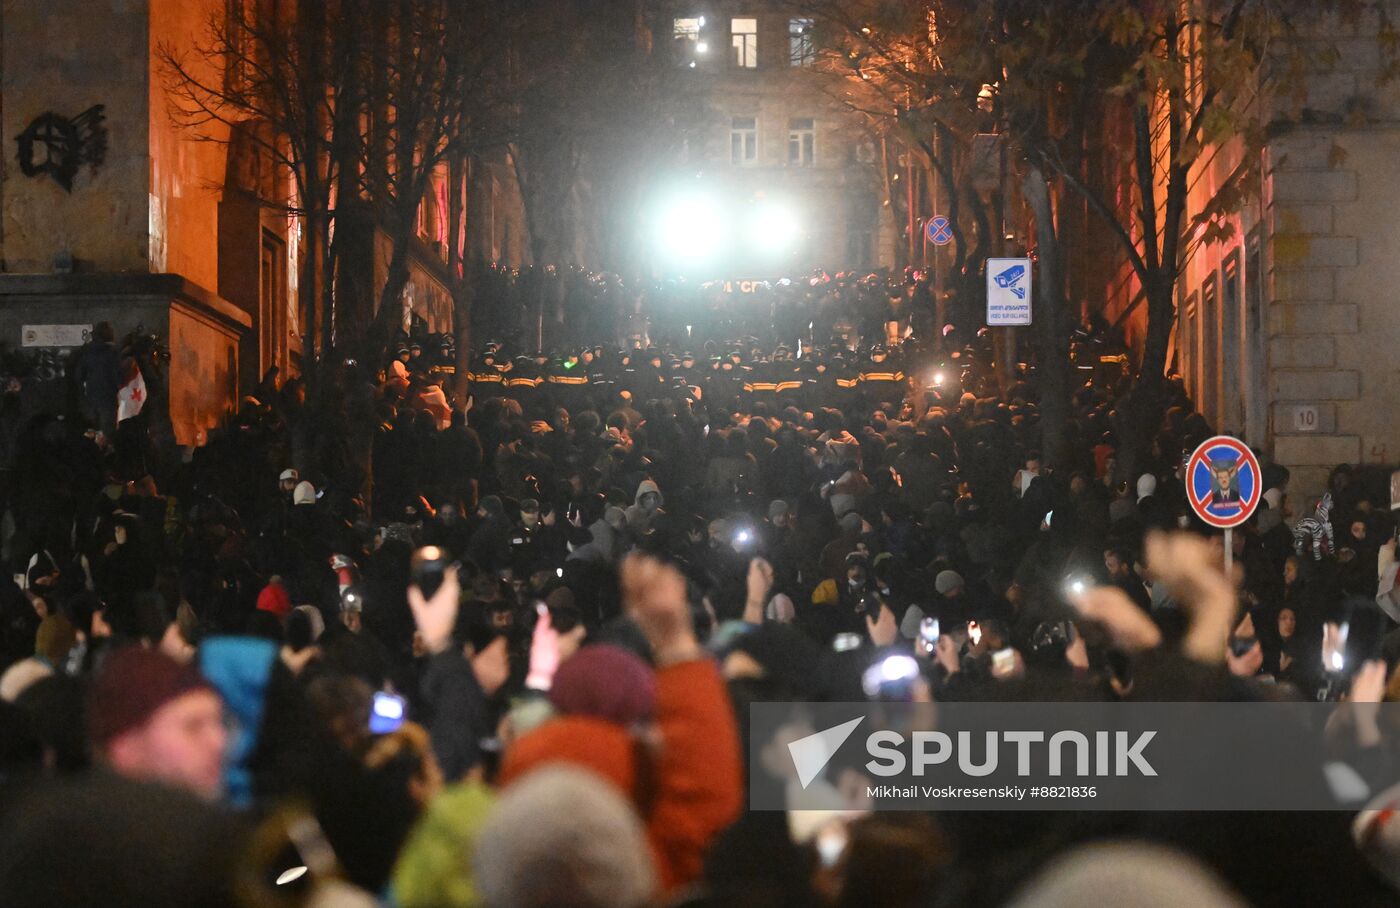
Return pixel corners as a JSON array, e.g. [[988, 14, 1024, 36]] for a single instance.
[[433, 336, 458, 382], [546, 350, 590, 412], [859, 344, 906, 410], [469, 348, 506, 401], [586, 345, 612, 408], [671, 351, 704, 403], [505, 354, 542, 411], [772, 345, 804, 410]]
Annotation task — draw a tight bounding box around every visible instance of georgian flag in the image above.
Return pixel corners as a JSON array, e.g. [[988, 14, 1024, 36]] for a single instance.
[[117, 361, 146, 423]]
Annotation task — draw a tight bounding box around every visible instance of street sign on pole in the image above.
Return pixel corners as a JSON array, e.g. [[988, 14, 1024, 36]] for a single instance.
[[985, 257, 1031, 325], [1185, 435, 1262, 576], [1185, 435, 1262, 530], [927, 215, 953, 246]]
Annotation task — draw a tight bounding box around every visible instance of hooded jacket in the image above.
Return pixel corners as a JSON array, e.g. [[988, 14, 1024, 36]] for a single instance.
[[199, 636, 279, 807], [624, 479, 665, 533]]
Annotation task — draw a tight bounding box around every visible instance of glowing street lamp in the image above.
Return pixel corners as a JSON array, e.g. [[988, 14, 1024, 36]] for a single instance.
[[656, 193, 724, 265], [747, 202, 799, 255]]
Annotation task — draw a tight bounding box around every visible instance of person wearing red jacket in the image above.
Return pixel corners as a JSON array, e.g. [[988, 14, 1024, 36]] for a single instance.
[[497, 554, 744, 893]]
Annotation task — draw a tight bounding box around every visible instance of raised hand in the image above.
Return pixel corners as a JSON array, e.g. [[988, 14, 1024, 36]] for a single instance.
[[1070, 585, 1163, 653], [407, 565, 461, 656], [744, 557, 775, 624], [621, 553, 700, 666], [1064, 625, 1090, 670], [1144, 531, 1235, 664], [1350, 659, 1388, 704], [1343, 659, 1388, 749], [933, 634, 960, 677], [526, 604, 561, 691], [471, 636, 510, 697], [1226, 640, 1262, 678], [865, 600, 898, 647]]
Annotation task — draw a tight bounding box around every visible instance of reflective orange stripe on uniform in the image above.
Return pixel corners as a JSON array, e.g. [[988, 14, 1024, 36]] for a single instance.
[[471, 372, 503, 383], [745, 382, 778, 392], [776, 381, 803, 392], [547, 375, 589, 385], [506, 377, 541, 388]]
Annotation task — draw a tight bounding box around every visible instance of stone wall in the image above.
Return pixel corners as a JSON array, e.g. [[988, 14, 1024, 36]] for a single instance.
[[1266, 128, 1400, 500], [0, 0, 151, 272], [1259, 4, 1400, 504], [1166, 7, 1400, 510]]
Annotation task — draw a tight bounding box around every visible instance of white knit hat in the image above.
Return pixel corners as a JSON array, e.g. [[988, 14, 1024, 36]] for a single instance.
[[292, 480, 317, 506], [935, 570, 965, 596]]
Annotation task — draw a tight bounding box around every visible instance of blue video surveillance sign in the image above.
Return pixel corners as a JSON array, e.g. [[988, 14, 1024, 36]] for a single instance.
[[986, 257, 1032, 325]]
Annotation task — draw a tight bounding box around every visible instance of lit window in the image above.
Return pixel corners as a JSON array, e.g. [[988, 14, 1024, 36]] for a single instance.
[[732, 18, 758, 68], [788, 118, 815, 165], [674, 17, 701, 64], [789, 18, 815, 66], [731, 116, 758, 164]]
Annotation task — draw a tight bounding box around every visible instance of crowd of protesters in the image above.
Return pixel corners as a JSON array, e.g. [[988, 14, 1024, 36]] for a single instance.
[[2, 271, 1400, 908]]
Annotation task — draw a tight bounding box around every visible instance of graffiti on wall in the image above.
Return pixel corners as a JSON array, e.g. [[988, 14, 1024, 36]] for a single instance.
[[15, 105, 108, 191]]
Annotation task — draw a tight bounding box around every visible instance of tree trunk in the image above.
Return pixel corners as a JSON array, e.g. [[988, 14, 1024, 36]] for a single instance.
[[879, 136, 908, 273], [299, 207, 325, 365], [372, 204, 418, 354], [1117, 274, 1176, 481], [318, 207, 336, 360], [1022, 164, 1073, 469], [448, 152, 471, 399], [962, 184, 992, 333]]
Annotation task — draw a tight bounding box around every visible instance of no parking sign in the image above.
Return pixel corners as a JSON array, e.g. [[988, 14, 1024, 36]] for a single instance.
[[1185, 435, 1262, 529]]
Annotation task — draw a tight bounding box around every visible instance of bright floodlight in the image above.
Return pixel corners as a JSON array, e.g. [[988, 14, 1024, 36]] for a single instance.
[[657, 193, 723, 264], [696, 41, 709, 53], [748, 203, 799, 254]]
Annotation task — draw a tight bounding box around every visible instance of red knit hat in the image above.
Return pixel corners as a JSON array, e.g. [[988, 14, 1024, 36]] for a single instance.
[[256, 580, 292, 619], [548, 644, 656, 727], [86, 646, 217, 747]]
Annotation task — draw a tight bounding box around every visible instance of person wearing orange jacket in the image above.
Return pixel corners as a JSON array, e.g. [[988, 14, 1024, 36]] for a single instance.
[[496, 554, 744, 894]]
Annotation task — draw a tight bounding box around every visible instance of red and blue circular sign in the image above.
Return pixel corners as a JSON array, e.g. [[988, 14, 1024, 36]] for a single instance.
[[927, 216, 953, 246], [1185, 435, 1262, 529]]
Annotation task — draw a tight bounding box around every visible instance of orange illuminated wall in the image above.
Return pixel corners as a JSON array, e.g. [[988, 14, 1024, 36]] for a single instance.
[[148, 0, 229, 290]]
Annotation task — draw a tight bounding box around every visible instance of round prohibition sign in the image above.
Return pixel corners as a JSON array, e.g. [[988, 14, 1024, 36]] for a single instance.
[[1185, 435, 1262, 529], [927, 216, 953, 246]]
